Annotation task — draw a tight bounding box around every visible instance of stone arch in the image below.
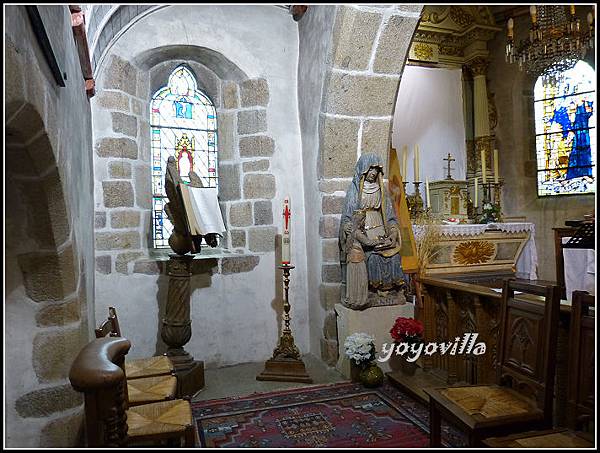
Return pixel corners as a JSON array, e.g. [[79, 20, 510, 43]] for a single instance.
[[313, 5, 424, 365], [6, 102, 85, 446]]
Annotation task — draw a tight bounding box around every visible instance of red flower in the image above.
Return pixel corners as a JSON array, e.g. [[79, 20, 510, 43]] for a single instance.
[[390, 317, 424, 343]]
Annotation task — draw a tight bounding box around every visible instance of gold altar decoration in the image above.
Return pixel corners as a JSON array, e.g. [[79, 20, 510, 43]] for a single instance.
[[429, 180, 469, 222], [423, 229, 530, 276], [453, 240, 496, 265]]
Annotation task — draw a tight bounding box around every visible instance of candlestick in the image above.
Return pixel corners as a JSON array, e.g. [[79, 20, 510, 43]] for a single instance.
[[481, 149, 487, 184], [412, 181, 424, 217], [493, 149, 499, 184], [425, 177, 430, 208], [493, 181, 503, 207], [474, 177, 478, 208], [414, 145, 420, 182], [257, 264, 312, 383], [281, 197, 291, 265]]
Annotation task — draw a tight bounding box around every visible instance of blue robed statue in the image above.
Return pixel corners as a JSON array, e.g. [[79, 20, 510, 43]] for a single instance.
[[339, 153, 407, 309]]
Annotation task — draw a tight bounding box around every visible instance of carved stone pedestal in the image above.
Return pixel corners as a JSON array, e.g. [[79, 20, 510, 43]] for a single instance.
[[161, 254, 204, 398]]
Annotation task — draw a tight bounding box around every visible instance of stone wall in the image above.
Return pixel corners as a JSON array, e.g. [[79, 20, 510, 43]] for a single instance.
[[486, 12, 596, 281], [299, 5, 423, 365], [91, 5, 309, 366], [5, 5, 95, 447]]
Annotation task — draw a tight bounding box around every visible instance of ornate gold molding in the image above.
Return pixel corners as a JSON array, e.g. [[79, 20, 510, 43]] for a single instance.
[[468, 56, 489, 76]]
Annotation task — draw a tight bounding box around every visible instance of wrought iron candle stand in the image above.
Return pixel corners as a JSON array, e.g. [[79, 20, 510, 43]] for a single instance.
[[257, 264, 312, 383]]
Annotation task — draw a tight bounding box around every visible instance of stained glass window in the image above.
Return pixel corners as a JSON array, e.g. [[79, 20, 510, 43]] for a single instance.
[[151, 65, 218, 248], [534, 60, 596, 197]]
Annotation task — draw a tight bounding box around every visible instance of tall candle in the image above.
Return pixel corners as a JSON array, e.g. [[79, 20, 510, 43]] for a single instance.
[[493, 149, 499, 184], [281, 197, 291, 264], [474, 177, 478, 208], [414, 145, 420, 181], [481, 149, 487, 184], [425, 177, 430, 208], [402, 145, 408, 179]]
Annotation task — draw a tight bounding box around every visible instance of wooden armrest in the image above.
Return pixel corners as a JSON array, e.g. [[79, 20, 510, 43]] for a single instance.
[[69, 337, 131, 391]]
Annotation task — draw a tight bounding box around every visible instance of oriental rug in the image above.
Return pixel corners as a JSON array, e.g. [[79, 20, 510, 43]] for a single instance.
[[191, 381, 466, 448]]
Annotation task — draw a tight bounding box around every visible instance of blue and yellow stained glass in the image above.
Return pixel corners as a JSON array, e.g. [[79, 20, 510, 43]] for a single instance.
[[534, 60, 596, 196], [150, 65, 218, 247]]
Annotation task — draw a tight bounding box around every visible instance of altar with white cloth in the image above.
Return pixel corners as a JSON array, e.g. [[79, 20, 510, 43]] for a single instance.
[[413, 222, 538, 279], [562, 237, 595, 300]]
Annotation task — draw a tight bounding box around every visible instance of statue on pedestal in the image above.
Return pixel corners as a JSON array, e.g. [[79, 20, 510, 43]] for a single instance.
[[339, 153, 407, 308]]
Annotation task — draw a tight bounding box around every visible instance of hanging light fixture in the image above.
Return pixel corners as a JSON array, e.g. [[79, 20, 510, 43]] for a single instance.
[[505, 5, 595, 84]]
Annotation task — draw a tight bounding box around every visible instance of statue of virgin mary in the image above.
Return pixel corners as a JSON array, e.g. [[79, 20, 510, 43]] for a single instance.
[[339, 153, 407, 307]]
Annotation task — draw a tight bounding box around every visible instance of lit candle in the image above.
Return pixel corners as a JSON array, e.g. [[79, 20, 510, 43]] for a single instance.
[[530, 5, 537, 23], [425, 177, 430, 208], [481, 149, 487, 184], [493, 149, 499, 184], [474, 177, 478, 208], [507, 17, 514, 39], [414, 145, 420, 182], [281, 197, 291, 265], [402, 145, 408, 179]]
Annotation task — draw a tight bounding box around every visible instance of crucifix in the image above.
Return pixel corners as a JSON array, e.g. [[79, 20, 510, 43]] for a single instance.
[[443, 153, 456, 180]]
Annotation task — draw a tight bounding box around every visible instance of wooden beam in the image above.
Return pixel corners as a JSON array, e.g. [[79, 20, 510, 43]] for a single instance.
[[289, 5, 308, 22], [25, 6, 66, 87], [70, 5, 95, 97]]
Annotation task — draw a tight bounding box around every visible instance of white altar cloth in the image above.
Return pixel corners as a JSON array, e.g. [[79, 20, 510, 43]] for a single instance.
[[413, 222, 538, 280], [562, 237, 595, 300]]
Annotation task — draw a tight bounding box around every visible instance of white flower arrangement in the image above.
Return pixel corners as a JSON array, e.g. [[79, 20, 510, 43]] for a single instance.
[[344, 332, 376, 365]]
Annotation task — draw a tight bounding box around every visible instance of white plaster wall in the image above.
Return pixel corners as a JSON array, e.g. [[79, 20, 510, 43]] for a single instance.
[[93, 5, 309, 366], [392, 65, 467, 186]]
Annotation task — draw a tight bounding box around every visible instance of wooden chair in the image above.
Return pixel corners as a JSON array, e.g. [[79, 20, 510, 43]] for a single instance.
[[95, 306, 174, 379], [69, 337, 196, 447], [424, 279, 561, 447], [95, 307, 176, 406], [483, 290, 595, 447]]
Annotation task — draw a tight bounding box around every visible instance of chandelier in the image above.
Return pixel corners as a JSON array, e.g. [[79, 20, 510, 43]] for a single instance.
[[505, 5, 595, 84]]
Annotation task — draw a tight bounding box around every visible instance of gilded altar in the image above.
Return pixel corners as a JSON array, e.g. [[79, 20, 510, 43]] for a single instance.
[[413, 223, 537, 278], [429, 179, 469, 222]]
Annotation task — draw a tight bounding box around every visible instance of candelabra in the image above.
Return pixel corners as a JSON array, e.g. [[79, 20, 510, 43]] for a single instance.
[[505, 5, 595, 84]]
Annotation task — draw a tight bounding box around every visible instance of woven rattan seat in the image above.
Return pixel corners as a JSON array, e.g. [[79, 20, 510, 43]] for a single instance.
[[127, 399, 193, 438], [440, 385, 534, 418], [126, 355, 174, 379], [128, 375, 177, 406]]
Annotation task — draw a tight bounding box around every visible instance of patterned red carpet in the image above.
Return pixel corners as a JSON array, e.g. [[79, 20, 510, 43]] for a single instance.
[[191, 381, 466, 448]]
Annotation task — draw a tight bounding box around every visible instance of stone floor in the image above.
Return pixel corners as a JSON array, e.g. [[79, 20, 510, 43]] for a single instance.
[[192, 354, 346, 402]]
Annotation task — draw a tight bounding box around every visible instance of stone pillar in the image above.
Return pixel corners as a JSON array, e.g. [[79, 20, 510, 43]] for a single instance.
[[469, 57, 494, 175], [161, 254, 204, 397]]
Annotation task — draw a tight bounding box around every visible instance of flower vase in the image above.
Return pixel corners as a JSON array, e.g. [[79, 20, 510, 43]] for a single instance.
[[400, 359, 418, 376], [359, 362, 384, 388], [350, 360, 362, 383]]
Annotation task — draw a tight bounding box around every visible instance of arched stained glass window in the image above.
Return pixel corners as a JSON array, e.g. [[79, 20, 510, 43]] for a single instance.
[[151, 65, 218, 248], [534, 60, 596, 196]]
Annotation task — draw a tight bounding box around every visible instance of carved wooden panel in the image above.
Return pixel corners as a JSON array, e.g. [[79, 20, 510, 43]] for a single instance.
[[503, 306, 544, 381]]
